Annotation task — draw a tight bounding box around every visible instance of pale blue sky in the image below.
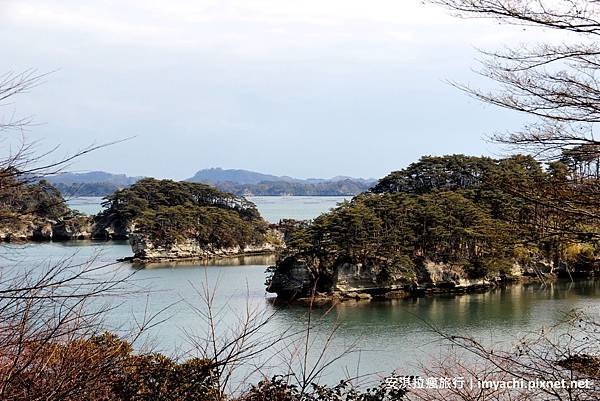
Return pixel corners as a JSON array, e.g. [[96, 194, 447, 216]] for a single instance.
[[1, 0, 532, 180]]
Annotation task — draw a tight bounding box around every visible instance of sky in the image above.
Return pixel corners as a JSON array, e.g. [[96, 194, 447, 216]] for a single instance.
[[0, 0, 534, 180]]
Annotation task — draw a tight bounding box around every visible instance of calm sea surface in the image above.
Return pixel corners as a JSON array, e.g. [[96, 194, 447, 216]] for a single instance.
[[66, 195, 350, 223], [4, 196, 599, 387]]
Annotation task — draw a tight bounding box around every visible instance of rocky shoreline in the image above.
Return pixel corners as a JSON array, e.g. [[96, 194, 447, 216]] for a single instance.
[[124, 231, 282, 264], [0, 214, 286, 265], [117, 249, 277, 265], [0, 214, 131, 242], [0, 217, 94, 242], [272, 273, 600, 306], [286, 275, 538, 305], [266, 254, 598, 304]]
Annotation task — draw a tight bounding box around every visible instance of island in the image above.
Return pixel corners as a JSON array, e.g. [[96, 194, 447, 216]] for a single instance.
[[94, 178, 283, 262], [0, 175, 283, 263], [267, 154, 600, 301], [0, 174, 93, 241]]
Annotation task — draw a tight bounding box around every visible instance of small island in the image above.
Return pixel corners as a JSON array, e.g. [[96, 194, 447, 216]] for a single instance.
[[0, 174, 93, 241], [94, 178, 283, 263], [267, 154, 600, 301]]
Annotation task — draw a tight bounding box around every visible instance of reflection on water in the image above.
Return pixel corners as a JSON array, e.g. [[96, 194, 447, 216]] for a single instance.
[[2, 241, 599, 384], [264, 279, 599, 381], [140, 254, 277, 269], [9, 195, 597, 385]]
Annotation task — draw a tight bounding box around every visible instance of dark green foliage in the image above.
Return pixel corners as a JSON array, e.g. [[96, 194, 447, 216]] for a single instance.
[[137, 205, 266, 248], [0, 172, 82, 236], [287, 191, 514, 280], [101, 178, 260, 220], [98, 178, 268, 248], [0, 176, 71, 222], [282, 154, 600, 283], [371, 155, 496, 194]]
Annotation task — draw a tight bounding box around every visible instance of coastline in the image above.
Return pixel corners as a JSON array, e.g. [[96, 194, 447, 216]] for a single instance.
[[280, 274, 597, 306], [117, 249, 278, 266]]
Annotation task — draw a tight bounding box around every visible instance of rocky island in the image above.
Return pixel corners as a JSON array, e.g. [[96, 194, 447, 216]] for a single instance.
[[94, 178, 283, 262], [0, 173, 283, 263], [267, 154, 600, 302], [0, 174, 93, 241]]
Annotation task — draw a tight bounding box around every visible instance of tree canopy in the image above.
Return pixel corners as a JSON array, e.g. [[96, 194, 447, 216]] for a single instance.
[[281, 154, 600, 285], [0, 170, 79, 236], [98, 178, 269, 249]]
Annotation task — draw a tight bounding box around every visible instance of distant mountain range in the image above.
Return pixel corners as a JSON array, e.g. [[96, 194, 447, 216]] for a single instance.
[[45, 171, 144, 197], [46, 168, 377, 197], [186, 168, 377, 196], [46, 171, 143, 186], [186, 168, 375, 186]]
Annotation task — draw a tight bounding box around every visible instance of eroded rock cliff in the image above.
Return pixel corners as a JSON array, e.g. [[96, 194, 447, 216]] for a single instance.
[[130, 228, 284, 263], [0, 215, 94, 241], [266, 255, 531, 301]]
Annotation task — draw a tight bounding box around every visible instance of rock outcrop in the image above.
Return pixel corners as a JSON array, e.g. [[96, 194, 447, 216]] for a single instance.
[[0, 177, 96, 242], [129, 228, 284, 263], [0, 216, 93, 241], [93, 179, 286, 263], [267, 255, 529, 301], [90, 214, 133, 240]]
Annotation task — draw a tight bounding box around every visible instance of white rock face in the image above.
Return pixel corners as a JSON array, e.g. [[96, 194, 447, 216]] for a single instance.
[[334, 262, 404, 292], [129, 232, 280, 262], [268, 256, 530, 300], [0, 218, 93, 241]]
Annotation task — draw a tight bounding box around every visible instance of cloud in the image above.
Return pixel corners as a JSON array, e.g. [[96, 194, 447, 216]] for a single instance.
[[0, 0, 531, 179], [3, 0, 489, 56]]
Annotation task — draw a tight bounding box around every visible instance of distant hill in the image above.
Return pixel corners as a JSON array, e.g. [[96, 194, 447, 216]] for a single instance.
[[214, 179, 374, 196], [46, 171, 142, 186], [186, 168, 297, 185], [47, 168, 376, 197], [305, 176, 377, 185], [45, 172, 144, 197], [187, 168, 376, 196]]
